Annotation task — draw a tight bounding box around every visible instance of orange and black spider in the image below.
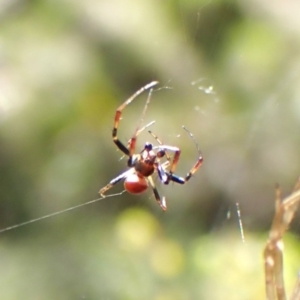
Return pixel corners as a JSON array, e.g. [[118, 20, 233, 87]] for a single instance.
[[99, 81, 203, 210]]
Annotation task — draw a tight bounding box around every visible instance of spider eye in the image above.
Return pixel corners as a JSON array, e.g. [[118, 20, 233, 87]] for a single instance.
[[145, 142, 153, 151]]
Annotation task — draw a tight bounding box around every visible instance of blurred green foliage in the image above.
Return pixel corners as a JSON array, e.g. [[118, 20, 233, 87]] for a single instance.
[[1, 0, 300, 299]]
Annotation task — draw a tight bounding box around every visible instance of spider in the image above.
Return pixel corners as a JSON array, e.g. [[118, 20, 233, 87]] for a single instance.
[[99, 81, 203, 210], [264, 178, 300, 300]]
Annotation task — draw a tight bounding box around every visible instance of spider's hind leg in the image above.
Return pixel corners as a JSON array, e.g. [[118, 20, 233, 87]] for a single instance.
[[99, 169, 133, 197]]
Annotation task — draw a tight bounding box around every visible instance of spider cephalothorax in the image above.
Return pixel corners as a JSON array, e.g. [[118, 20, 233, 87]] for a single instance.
[[99, 81, 203, 210]]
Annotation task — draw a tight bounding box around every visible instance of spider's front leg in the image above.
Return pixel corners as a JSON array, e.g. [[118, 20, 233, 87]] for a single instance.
[[112, 81, 158, 157], [152, 145, 181, 184], [151, 126, 203, 185], [154, 145, 203, 185], [167, 154, 203, 184]]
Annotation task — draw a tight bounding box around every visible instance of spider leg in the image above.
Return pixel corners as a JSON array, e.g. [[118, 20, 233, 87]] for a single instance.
[[136, 120, 156, 137], [148, 175, 167, 211], [99, 168, 134, 197], [152, 144, 180, 182], [152, 144, 203, 184], [127, 84, 158, 166], [148, 130, 171, 161], [167, 155, 203, 184], [127, 121, 156, 149], [112, 81, 158, 157], [155, 162, 168, 183], [154, 126, 203, 184], [180, 126, 204, 182], [118, 121, 156, 162]]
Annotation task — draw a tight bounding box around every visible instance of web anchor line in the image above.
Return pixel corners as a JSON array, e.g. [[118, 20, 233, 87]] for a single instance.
[[0, 191, 126, 234]]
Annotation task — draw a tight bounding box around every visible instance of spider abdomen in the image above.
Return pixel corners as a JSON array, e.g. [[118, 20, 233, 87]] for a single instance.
[[124, 173, 148, 194]]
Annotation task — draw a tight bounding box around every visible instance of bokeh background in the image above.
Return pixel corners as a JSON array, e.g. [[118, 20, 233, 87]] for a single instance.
[[1, 0, 300, 299]]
